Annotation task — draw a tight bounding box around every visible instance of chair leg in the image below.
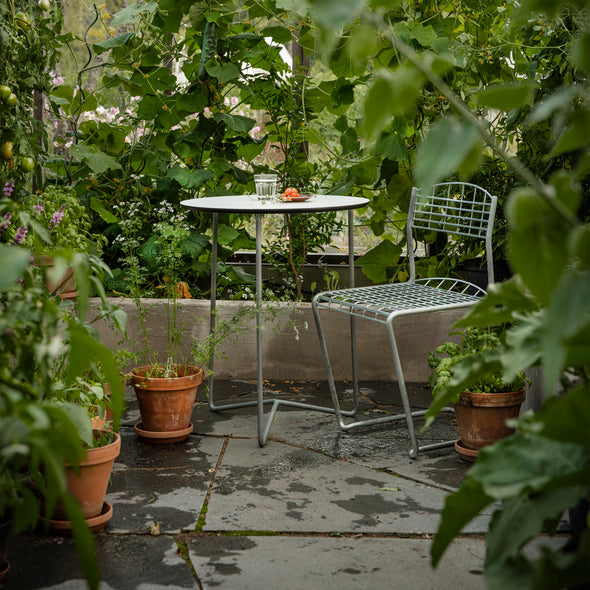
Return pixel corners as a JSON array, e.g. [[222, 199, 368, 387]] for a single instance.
[[311, 299, 357, 426], [385, 316, 456, 458]]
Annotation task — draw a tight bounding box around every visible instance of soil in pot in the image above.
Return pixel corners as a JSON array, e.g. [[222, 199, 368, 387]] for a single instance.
[[130, 365, 203, 434], [454, 387, 526, 455]]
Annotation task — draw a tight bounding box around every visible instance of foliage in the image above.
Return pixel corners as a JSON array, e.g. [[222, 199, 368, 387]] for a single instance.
[[0, 0, 65, 193], [1, 184, 105, 255], [0, 2, 124, 588], [428, 327, 528, 403], [305, 0, 590, 587]]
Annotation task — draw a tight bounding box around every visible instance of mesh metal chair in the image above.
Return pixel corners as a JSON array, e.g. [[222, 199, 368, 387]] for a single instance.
[[312, 182, 498, 458]]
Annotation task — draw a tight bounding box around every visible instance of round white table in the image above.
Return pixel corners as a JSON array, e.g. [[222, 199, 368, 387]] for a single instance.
[[181, 194, 369, 446]]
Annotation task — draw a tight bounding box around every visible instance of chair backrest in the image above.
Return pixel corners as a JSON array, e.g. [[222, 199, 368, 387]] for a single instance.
[[407, 182, 498, 284]]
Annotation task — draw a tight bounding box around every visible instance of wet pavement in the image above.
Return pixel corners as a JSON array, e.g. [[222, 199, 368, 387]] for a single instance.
[[2, 380, 567, 589]]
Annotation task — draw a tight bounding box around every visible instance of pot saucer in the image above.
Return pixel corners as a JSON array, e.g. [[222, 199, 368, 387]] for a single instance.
[[44, 501, 113, 533], [454, 439, 479, 463], [134, 422, 193, 444]]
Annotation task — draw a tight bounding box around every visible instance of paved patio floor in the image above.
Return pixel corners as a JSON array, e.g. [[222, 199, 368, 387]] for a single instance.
[[2, 380, 568, 589]]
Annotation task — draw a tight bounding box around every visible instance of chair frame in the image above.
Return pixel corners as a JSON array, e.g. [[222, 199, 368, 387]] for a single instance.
[[312, 182, 498, 458]]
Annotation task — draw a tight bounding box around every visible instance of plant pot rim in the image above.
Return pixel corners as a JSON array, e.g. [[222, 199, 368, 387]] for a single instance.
[[69, 430, 121, 468], [457, 386, 526, 408], [131, 364, 203, 379]]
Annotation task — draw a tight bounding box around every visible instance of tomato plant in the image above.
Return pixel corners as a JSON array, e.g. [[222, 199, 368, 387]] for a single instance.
[[20, 156, 35, 172], [1, 141, 13, 161]]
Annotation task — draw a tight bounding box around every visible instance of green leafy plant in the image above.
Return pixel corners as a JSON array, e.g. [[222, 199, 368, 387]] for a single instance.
[[428, 327, 528, 403], [1, 185, 105, 255]]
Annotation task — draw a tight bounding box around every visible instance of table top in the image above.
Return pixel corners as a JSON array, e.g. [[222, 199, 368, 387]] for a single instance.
[[180, 194, 369, 214]]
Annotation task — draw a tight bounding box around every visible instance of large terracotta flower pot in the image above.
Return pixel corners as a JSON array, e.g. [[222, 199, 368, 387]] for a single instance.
[[454, 387, 526, 455], [130, 365, 203, 438], [54, 430, 121, 522]]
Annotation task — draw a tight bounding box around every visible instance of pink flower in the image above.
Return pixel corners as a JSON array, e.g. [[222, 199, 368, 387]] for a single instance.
[[13, 226, 28, 244], [49, 205, 65, 228]]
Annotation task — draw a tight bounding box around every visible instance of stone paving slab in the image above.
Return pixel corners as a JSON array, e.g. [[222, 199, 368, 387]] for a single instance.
[[187, 535, 486, 590], [204, 437, 492, 534], [6, 533, 197, 589], [106, 430, 223, 534]]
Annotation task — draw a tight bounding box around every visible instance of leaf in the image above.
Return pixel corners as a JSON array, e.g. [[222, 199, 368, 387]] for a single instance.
[[69, 144, 122, 174], [415, 117, 480, 192], [357, 239, 402, 283], [485, 487, 588, 569], [477, 82, 535, 110], [206, 62, 240, 83], [213, 113, 256, 133], [541, 270, 590, 392], [468, 433, 590, 499], [536, 382, 590, 448], [90, 197, 118, 224], [549, 110, 590, 157], [0, 245, 30, 291], [363, 66, 423, 142], [165, 166, 214, 189], [110, 1, 158, 28], [93, 32, 135, 54], [261, 26, 293, 44], [66, 323, 124, 432], [506, 188, 572, 306], [431, 477, 494, 567], [309, 0, 366, 32], [526, 86, 580, 125]]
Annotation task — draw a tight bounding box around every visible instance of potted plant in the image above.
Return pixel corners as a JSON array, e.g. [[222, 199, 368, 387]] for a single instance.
[[428, 327, 528, 461], [0, 242, 124, 588], [115, 197, 205, 442], [1, 184, 106, 298]]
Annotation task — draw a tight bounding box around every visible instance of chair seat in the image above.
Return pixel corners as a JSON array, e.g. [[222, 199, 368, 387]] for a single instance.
[[313, 278, 484, 323]]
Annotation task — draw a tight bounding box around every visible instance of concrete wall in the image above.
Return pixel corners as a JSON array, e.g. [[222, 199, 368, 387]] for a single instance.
[[92, 297, 468, 381]]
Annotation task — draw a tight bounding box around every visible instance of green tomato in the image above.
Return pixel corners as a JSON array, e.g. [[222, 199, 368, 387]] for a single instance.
[[0, 85, 11, 101], [5, 93, 17, 108], [21, 157, 35, 172], [38, 0, 51, 11], [1, 142, 14, 161], [15, 12, 32, 32]]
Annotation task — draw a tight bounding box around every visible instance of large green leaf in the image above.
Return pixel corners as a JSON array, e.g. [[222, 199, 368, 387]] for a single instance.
[[110, 1, 158, 28], [477, 82, 535, 110], [431, 477, 494, 567], [455, 277, 540, 328], [506, 188, 572, 306], [165, 166, 215, 189], [309, 0, 365, 31], [415, 116, 480, 192], [536, 382, 590, 448], [0, 245, 30, 291], [357, 239, 402, 283], [541, 270, 590, 391], [468, 434, 590, 499], [485, 487, 586, 566], [69, 145, 122, 174], [93, 32, 135, 55]]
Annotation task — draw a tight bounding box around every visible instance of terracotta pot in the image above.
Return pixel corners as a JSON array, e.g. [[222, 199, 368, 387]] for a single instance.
[[130, 365, 203, 433], [454, 387, 526, 451], [54, 430, 121, 521], [34, 254, 77, 299]]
